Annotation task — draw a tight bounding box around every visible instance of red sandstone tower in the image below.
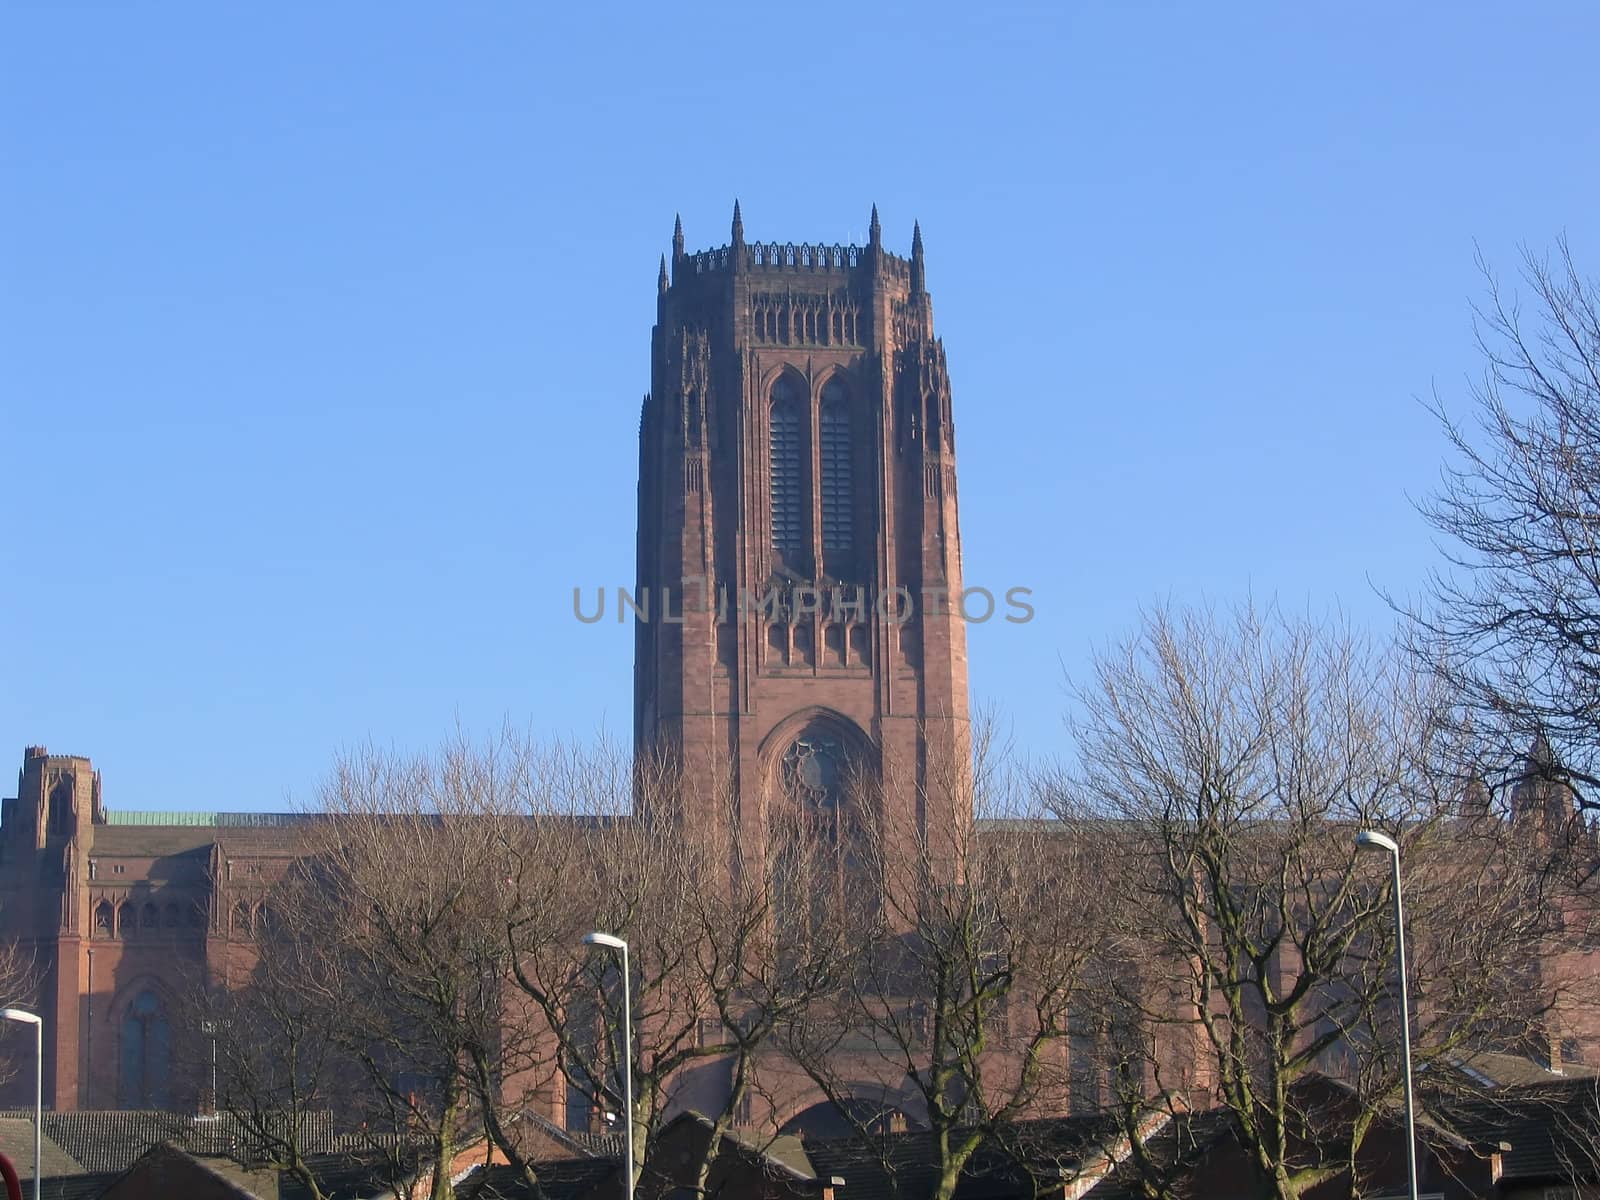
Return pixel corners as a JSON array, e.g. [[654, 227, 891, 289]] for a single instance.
[[633, 204, 971, 845], [0, 748, 99, 1108]]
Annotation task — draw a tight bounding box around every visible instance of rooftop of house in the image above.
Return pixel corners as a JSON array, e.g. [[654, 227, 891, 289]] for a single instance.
[[36, 1176, 122, 1200], [1438, 1075, 1600, 1184], [95, 1143, 280, 1200], [801, 1113, 1121, 1200], [0, 1117, 87, 1179], [1075, 1109, 1241, 1200], [0, 1109, 341, 1176], [458, 1158, 619, 1200], [1444, 1048, 1599, 1089]]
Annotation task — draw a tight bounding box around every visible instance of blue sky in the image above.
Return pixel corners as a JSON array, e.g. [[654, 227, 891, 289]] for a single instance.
[[3, 2, 1597, 811]]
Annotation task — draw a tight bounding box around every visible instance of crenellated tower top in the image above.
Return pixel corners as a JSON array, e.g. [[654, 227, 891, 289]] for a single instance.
[[663, 202, 924, 288]]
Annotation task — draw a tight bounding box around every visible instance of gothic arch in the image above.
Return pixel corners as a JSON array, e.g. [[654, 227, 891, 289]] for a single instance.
[[109, 977, 176, 1109], [767, 369, 810, 572], [47, 774, 74, 836], [108, 975, 178, 1025], [756, 361, 815, 398], [758, 707, 878, 848], [809, 363, 856, 401], [818, 374, 855, 577], [756, 706, 874, 776]]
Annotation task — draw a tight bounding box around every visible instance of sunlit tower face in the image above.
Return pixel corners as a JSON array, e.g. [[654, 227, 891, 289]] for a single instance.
[[635, 205, 969, 853]]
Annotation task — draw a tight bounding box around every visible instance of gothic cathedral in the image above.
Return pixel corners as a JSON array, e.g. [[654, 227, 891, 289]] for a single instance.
[[634, 204, 971, 846]]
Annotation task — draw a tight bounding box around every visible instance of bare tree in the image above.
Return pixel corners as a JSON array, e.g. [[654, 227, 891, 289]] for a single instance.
[[1060, 604, 1569, 1200], [1410, 239, 1600, 817], [787, 716, 1108, 1200], [200, 731, 595, 1200], [203, 730, 853, 1200], [186, 863, 367, 1200], [310, 733, 557, 1200], [0, 940, 38, 1089], [500, 741, 852, 1200]]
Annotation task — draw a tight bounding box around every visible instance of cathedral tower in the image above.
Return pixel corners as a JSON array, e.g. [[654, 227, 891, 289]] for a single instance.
[[0, 746, 99, 1107], [634, 204, 970, 848]]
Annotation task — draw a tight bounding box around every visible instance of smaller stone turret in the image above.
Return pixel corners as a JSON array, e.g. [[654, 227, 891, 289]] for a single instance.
[[1510, 735, 1576, 842]]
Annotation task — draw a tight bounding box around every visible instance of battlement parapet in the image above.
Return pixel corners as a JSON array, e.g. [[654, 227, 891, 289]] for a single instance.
[[680, 242, 910, 279], [21, 747, 92, 764]]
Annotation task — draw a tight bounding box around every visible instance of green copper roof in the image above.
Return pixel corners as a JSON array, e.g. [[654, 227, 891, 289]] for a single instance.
[[103, 811, 304, 827]]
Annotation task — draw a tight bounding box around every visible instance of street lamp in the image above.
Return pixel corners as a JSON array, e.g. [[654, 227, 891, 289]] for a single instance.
[[1, 1008, 41, 1200], [582, 932, 633, 1200], [200, 1018, 231, 1116], [1355, 829, 1419, 1200]]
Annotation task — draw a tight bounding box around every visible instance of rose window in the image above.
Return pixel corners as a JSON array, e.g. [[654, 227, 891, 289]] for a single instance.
[[782, 733, 845, 812]]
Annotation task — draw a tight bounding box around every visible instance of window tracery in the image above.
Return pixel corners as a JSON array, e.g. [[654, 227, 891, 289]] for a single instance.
[[769, 377, 805, 561], [782, 730, 847, 831], [820, 380, 853, 563]]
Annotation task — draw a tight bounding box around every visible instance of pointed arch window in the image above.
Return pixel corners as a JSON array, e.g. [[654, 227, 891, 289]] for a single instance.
[[48, 775, 73, 836], [820, 380, 853, 562], [769, 377, 805, 561], [118, 990, 172, 1108], [685, 390, 702, 448], [772, 721, 877, 939]]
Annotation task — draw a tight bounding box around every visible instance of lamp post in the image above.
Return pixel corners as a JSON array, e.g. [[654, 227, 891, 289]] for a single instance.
[[1, 1008, 42, 1200], [582, 932, 633, 1200], [199, 1019, 230, 1115], [1355, 829, 1419, 1200]]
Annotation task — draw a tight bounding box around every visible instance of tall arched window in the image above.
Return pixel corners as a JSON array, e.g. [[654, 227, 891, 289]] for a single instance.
[[685, 391, 701, 448], [48, 775, 73, 836], [94, 901, 114, 938], [772, 723, 873, 940], [819, 380, 853, 570], [769, 377, 805, 563], [118, 990, 172, 1108]]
